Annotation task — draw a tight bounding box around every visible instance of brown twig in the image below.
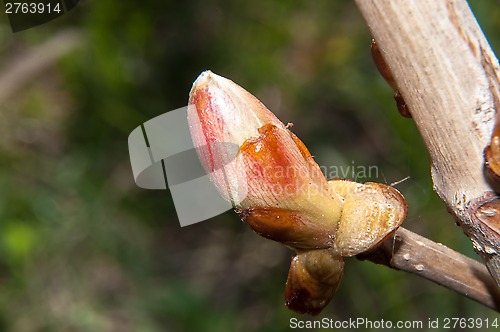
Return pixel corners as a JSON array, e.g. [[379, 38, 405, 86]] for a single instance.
[[358, 227, 500, 312], [354, 0, 500, 285]]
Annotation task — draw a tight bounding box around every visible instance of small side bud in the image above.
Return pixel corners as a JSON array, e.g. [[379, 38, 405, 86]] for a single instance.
[[285, 249, 344, 315]]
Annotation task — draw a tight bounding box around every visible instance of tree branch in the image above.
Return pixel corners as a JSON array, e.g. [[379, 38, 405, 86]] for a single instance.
[[358, 227, 500, 311], [354, 1, 500, 284]]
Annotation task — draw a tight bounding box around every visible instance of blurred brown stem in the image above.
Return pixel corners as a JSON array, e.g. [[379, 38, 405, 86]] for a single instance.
[[0, 29, 83, 102], [354, 1, 500, 287], [358, 227, 500, 312]]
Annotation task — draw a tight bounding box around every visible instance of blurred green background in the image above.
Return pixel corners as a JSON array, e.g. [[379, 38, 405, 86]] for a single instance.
[[0, 0, 499, 331]]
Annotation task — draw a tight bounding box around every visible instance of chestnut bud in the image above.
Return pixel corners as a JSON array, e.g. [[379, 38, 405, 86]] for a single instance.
[[187, 71, 407, 315]]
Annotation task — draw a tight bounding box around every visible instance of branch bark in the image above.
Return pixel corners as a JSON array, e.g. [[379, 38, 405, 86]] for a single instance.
[[354, 1, 500, 285], [358, 227, 500, 311]]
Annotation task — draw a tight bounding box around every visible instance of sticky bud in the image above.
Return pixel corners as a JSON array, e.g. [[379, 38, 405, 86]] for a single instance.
[[188, 71, 343, 248], [187, 70, 408, 315]]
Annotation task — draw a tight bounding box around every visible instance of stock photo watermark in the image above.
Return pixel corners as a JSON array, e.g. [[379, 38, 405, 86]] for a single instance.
[[289, 316, 499, 330], [319, 162, 379, 181], [128, 107, 384, 227], [3, 0, 79, 32]]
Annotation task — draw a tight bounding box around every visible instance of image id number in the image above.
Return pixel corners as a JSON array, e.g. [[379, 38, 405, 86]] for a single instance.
[[5, 2, 62, 14]]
